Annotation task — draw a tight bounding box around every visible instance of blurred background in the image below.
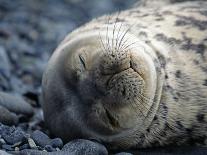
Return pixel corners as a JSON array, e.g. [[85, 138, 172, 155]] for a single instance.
[[0, 0, 136, 96]]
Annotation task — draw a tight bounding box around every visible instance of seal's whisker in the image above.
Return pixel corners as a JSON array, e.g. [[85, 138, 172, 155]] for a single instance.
[[115, 22, 123, 52], [98, 32, 107, 54], [112, 12, 120, 56], [105, 15, 111, 55], [117, 23, 136, 52]]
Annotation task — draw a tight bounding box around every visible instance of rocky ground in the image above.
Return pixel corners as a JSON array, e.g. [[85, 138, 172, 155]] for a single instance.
[[0, 0, 138, 154]]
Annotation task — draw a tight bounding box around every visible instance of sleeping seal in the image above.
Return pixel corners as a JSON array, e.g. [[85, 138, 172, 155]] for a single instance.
[[42, 0, 207, 150]]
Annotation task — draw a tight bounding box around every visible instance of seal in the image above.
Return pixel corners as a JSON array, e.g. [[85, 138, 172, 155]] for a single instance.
[[42, 0, 207, 150]]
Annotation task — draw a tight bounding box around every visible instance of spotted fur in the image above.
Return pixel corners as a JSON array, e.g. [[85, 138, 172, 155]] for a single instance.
[[43, 0, 207, 149]]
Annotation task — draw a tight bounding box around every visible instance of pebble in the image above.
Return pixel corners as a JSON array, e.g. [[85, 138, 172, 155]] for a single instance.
[[2, 144, 14, 151], [0, 105, 18, 125], [28, 138, 37, 149], [44, 145, 56, 152], [62, 139, 108, 155], [19, 143, 30, 150], [0, 92, 34, 115], [31, 130, 50, 148], [0, 150, 11, 155], [49, 138, 63, 149], [1, 125, 26, 145], [115, 152, 133, 155], [0, 46, 11, 78]]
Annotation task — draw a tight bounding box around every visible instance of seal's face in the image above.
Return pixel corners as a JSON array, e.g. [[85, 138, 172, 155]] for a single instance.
[[60, 25, 161, 142]]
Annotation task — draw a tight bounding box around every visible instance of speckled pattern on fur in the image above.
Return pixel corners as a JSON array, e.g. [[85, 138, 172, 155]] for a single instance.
[[42, 0, 207, 150]]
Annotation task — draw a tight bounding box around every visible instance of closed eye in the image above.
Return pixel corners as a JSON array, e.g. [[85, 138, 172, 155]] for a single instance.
[[79, 54, 86, 69]]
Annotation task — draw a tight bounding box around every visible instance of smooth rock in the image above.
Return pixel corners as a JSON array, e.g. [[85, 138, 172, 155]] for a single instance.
[[62, 139, 108, 155], [31, 130, 50, 148], [0, 92, 34, 115], [44, 145, 56, 152], [0, 150, 12, 155], [115, 152, 133, 155], [0, 105, 18, 125], [21, 149, 48, 155], [2, 144, 14, 151], [19, 143, 30, 150], [49, 138, 63, 149], [0, 46, 11, 78], [28, 138, 37, 149]]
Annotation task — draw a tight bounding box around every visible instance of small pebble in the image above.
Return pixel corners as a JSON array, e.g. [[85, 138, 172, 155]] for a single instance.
[[62, 139, 108, 155], [21, 149, 48, 155], [1, 126, 26, 145], [115, 152, 133, 155], [19, 143, 30, 150], [44, 145, 56, 152], [0, 92, 34, 115], [0, 138, 6, 146], [2, 144, 14, 151], [31, 130, 50, 148], [0, 150, 11, 155], [49, 138, 63, 149], [28, 138, 37, 149]]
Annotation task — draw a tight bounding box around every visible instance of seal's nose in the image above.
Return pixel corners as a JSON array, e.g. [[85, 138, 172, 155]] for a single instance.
[[99, 51, 131, 75]]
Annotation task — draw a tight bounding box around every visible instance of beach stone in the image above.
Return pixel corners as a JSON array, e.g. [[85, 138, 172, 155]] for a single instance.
[[19, 143, 30, 150], [31, 130, 51, 148], [0, 92, 34, 115], [1, 125, 26, 145], [115, 152, 133, 155], [0, 46, 11, 78], [49, 138, 63, 149], [28, 138, 37, 149], [0, 150, 11, 155], [44, 145, 56, 152], [0, 105, 18, 125], [21, 149, 48, 155], [62, 139, 108, 155], [2, 144, 14, 151]]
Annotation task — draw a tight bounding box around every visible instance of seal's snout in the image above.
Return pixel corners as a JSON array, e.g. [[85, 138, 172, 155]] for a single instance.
[[100, 51, 131, 75]]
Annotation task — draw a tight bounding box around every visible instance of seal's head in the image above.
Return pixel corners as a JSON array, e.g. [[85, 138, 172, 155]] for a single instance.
[[42, 23, 164, 149]]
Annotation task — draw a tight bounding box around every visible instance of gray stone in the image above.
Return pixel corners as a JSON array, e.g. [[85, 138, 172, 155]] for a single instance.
[[115, 152, 133, 155], [0, 92, 34, 115], [21, 149, 48, 155], [0, 46, 11, 78], [49, 138, 63, 149], [19, 143, 30, 150], [31, 130, 50, 148], [1, 125, 26, 145], [28, 138, 37, 149], [0, 105, 18, 125], [62, 139, 108, 155], [0, 150, 12, 155], [2, 144, 14, 151], [44, 145, 56, 152]]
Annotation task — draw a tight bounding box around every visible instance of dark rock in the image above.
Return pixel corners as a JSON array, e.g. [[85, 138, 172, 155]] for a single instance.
[[31, 130, 50, 148], [0, 46, 11, 78], [0, 150, 11, 155], [1, 125, 26, 145], [49, 138, 63, 149], [2, 144, 14, 151], [21, 149, 48, 155], [44, 145, 56, 152], [19, 143, 30, 150], [62, 139, 108, 155], [115, 152, 133, 155], [0, 92, 34, 116], [0, 105, 18, 125]]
